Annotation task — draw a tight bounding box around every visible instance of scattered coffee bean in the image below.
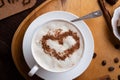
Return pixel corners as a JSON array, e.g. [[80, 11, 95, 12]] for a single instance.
[[118, 75, 120, 80], [119, 65, 120, 68], [102, 60, 106, 66], [105, 0, 118, 5], [114, 44, 120, 49], [114, 57, 119, 63], [93, 52, 97, 59], [108, 66, 114, 72]]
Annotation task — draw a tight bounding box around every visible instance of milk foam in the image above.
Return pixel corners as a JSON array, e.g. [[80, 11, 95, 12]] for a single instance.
[[32, 20, 84, 72]]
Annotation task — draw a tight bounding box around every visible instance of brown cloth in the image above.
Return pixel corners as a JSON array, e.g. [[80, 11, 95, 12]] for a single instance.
[[0, 0, 45, 80]]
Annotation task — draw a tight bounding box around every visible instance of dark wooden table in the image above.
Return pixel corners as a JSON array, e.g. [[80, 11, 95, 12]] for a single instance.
[[0, 0, 45, 80]]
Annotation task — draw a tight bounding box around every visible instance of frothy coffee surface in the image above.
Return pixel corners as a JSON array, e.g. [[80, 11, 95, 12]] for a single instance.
[[32, 20, 84, 72]]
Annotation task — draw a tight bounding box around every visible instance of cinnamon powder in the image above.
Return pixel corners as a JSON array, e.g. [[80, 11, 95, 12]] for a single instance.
[[41, 29, 80, 60]]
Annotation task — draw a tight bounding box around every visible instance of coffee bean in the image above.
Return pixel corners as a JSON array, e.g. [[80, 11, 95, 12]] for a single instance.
[[105, 0, 118, 5], [114, 57, 119, 63], [114, 44, 120, 49], [108, 67, 114, 72], [93, 52, 97, 59], [118, 75, 120, 80], [102, 60, 106, 66], [119, 65, 120, 68]]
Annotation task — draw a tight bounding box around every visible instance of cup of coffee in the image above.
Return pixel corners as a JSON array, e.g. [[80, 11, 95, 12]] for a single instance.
[[28, 20, 84, 76]]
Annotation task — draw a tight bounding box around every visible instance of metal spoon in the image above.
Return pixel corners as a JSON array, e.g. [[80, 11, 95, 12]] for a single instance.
[[71, 10, 103, 22]]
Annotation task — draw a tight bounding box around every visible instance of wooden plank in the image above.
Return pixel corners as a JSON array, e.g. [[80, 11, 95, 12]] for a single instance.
[[0, 0, 36, 20]]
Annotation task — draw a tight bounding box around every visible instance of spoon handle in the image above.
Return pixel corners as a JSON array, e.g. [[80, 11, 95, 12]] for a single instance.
[[71, 10, 103, 22]]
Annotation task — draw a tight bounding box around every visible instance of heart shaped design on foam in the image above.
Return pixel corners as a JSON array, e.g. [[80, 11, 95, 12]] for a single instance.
[[41, 29, 80, 60]]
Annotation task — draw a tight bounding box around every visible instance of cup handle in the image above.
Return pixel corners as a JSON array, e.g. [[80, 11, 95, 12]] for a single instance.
[[28, 65, 39, 77]]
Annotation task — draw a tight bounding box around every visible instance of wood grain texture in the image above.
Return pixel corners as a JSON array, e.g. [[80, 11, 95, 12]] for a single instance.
[[0, 0, 36, 20], [11, 0, 120, 80]]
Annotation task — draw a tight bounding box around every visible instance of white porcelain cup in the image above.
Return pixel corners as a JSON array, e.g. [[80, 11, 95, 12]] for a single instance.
[[28, 20, 84, 77]]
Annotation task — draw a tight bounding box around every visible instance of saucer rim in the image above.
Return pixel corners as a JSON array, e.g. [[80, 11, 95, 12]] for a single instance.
[[111, 7, 120, 40], [22, 11, 94, 80]]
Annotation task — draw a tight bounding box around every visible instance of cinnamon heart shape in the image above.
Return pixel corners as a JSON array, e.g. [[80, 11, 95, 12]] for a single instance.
[[41, 29, 80, 60]]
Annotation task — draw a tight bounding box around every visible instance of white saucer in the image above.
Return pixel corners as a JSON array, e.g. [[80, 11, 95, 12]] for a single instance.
[[22, 11, 94, 80], [111, 7, 120, 41]]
